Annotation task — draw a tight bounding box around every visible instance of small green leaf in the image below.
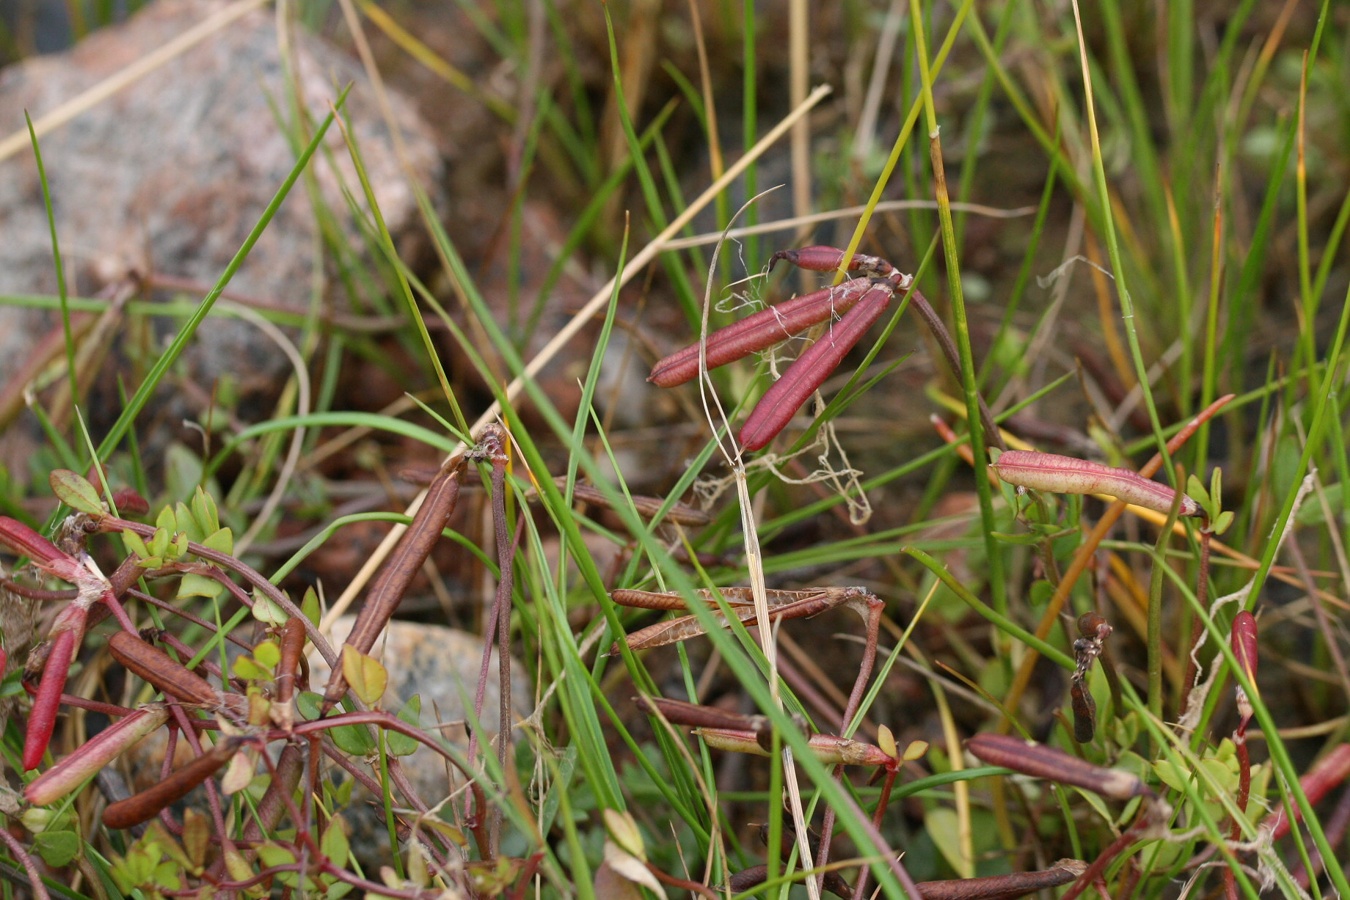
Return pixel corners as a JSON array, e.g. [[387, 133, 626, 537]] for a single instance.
[[201, 526, 233, 556], [191, 486, 220, 534], [252, 590, 287, 626], [49, 470, 103, 514], [33, 829, 79, 867], [253, 639, 281, 670], [179, 571, 224, 600], [296, 691, 322, 720], [155, 505, 176, 535], [175, 501, 199, 542], [121, 529, 151, 561], [1186, 474, 1211, 510], [341, 646, 388, 707], [331, 720, 376, 756], [301, 587, 321, 628], [257, 841, 297, 871], [321, 816, 350, 867], [388, 695, 422, 757], [233, 655, 272, 681], [1153, 758, 1191, 792], [152, 859, 184, 890]]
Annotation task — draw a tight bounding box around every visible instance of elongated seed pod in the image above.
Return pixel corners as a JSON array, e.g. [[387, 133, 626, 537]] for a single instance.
[[0, 516, 67, 565], [610, 588, 691, 612], [770, 246, 898, 278], [698, 728, 895, 768], [992, 450, 1201, 517], [25, 706, 170, 805], [739, 284, 894, 451], [323, 457, 463, 709], [1070, 679, 1096, 744], [109, 631, 220, 708], [635, 696, 766, 732], [23, 627, 78, 770], [967, 732, 1148, 800], [1263, 743, 1350, 840], [276, 616, 307, 704], [1231, 611, 1258, 683], [102, 740, 236, 829], [648, 279, 874, 387]]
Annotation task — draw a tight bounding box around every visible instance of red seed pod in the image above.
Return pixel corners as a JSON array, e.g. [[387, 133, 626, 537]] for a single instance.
[[275, 617, 308, 705], [1263, 744, 1350, 840], [0, 516, 68, 566], [769, 246, 898, 279], [648, 279, 875, 388], [109, 488, 151, 516], [992, 450, 1201, 517], [1231, 611, 1258, 684], [23, 628, 78, 770], [25, 705, 170, 805], [738, 284, 893, 451]]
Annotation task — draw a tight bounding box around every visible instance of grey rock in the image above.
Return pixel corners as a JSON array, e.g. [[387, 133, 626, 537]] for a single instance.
[[308, 616, 531, 868], [0, 0, 442, 475]]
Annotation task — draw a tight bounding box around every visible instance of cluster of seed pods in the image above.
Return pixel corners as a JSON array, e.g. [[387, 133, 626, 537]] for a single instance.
[[648, 246, 911, 451]]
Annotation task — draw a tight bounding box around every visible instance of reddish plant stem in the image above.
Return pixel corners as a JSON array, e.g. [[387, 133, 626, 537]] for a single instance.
[[469, 428, 518, 858], [101, 516, 338, 666], [905, 288, 1006, 451], [850, 765, 903, 900], [643, 861, 721, 899], [0, 827, 49, 900], [1060, 817, 1148, 900]]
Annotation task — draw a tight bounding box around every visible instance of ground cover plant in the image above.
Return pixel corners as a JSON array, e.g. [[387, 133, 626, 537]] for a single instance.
[[2, 0, 1349, 897]]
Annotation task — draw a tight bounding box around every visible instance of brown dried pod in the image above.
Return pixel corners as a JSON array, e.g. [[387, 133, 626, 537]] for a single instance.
[[108, 631, 220, 708], [967, 733, 1149, 801], [102, 740, 237, 829]]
